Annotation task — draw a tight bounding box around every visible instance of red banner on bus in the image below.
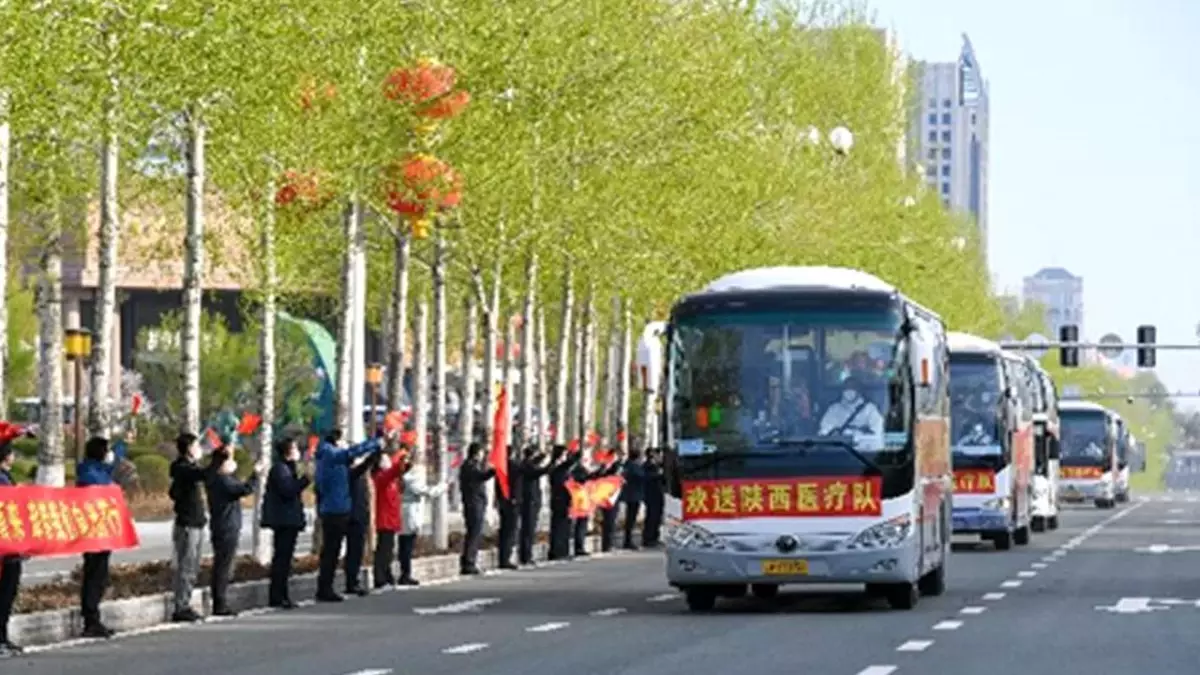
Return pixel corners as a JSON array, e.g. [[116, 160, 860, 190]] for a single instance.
[[0, 485, 140, 557]]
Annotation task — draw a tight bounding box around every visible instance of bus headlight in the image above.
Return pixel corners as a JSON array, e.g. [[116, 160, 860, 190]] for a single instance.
[[664, 518, 727, 551], [983, 497, 1010, 512], [846, 514, 912, 550]]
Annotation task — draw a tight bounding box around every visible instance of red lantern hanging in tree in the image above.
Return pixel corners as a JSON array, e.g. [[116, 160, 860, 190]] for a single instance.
[[382, 153, 463, 239]]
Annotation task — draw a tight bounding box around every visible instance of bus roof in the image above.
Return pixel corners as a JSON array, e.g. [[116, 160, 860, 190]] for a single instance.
[[701, 266, 895, 295], [1058, 400, 1109, 414], [947, 331, 1002, 355]]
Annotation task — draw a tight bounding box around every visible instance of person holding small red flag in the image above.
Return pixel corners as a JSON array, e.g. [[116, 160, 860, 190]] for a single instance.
[[398, 450, 448, 585], [546, 445, 576, 560], [370, 449, 406, 588], [595, 449, 625, 553]]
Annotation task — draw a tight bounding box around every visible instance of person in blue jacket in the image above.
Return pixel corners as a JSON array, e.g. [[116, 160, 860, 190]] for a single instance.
[[314, 429, 383, 602], [76, 436, 118, 639], [0, 441, 23, 656]]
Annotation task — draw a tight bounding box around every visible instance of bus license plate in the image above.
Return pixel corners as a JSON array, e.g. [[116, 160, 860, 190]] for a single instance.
[[761, 559, 808, 576]]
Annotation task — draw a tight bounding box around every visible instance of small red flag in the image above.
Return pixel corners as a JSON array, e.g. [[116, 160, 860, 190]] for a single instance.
[[567, 439, 581, 453], [306, 435, 319, 459], [204, 428, 222, 450], [490, 386, 511, 499], [383, 411, 407, 434], [130, 393, 143, 416], [236, 412, 262, 435], [0, 421, 24, 445]]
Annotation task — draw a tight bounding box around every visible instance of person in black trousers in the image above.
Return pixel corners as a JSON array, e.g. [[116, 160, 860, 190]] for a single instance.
[[597, 452, 625, 553], [344, 452, 379, 596], [168, 432, 208, 623], [518, 445, 551, 565], [620, 448, 647, 550], [313, 430, 383, 602], [642, 448, 665, 547], [459, 442, 495, 575], [205, 448, 266, 616], [571, 457, 599, 557], [495, 445, 522, 570], [75, 436, 119, 638], [262, 437, 310, 609], [0, 442, 23, 656], [546, 446, 575, 560]]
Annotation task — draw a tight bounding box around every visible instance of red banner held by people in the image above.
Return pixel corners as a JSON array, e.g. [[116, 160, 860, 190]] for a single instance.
[[490, 386, 511, 499], [0, 485, 140, 557], [565, 476, 624, 519]]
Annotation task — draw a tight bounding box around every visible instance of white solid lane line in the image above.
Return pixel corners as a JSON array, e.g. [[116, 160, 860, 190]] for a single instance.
[[442, 643, 490, 655], [526, 622, 570, 633], [856, 667, 898, 675], [933, 620, 963, 631], [896, 640, 934, 652]]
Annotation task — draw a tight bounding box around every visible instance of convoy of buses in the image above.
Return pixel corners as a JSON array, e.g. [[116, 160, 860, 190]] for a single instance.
[[654, 266, 1144, 612]]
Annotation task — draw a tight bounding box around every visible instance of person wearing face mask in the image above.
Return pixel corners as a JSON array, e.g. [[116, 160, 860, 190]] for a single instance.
[[398, 451, 448, 585], [262, 437, 311, 609], [518, 445, 551, 566], [641, 448, 665, 548], [620, 448, 646, 550], [818, 376, 884, 449], [205, 446, 267, 616], [0, 441, 24, 656], [76, 436, 119, 638], [313, 429, 384, 602], [371, 448, 407, 589], [168, 432, 208, 622]]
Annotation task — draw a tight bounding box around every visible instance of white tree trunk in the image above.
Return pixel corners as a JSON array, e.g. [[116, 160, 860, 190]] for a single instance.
[[570, 297, 586, 447], [348, 205, 367, 444], [458, 290, 478, 450], [616, 300, 632, 455], [502, 306, 515, 418], [252, 184, 278, 564], [36, 224, 65, 485], [601, 297, 620, 445], [552, 269, 573, 445], [386, 228, 410, 410], [479, 270, 500, 522], [412, 298, 429, 472], [431, 234, 450, 549], [0, 91, 9, 413], [180, 114, 205, 434], [535, 307, 549, 453], [576, 294, 595, 453], [518, 252, 537, 448], [89, 126, 119, 438], [334, 201, 358, 438]]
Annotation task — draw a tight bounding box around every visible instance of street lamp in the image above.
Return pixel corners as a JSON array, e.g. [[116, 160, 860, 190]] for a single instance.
[[64, 327, 92, 461], [365, 362, 384, 436]]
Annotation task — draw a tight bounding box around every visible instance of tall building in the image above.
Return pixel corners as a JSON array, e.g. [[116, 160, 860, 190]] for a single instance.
[[1022, 267, 1084, 340], [909, 34, 990, 263]]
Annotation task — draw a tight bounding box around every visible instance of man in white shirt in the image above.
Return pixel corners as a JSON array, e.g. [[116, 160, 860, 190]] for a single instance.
[[818, 377, 884, 450]]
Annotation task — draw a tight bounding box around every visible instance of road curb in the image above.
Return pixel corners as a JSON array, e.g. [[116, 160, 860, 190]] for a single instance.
[[11, 532, 621, 648]]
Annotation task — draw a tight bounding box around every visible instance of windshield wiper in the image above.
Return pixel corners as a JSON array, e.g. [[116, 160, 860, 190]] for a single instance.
[[770, 437, 885, 475]]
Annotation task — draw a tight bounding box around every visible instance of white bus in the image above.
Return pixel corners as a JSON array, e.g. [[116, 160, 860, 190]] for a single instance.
[[1057, 400, 1118, 508], [1113, 414, 1132, 502], [1028, 359, 1061, 531], [661, 267, 952, 612]]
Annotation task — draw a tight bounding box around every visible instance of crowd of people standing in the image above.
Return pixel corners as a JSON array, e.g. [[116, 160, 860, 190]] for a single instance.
[[0, 426, 666, 658]]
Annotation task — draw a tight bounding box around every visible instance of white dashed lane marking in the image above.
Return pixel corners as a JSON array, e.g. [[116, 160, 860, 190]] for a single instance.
[[1031, 562, 1048, 569], [646, 593, 679, 602], [1000, 580, 1023, 588], [590, 607, 627, 617], [896, 640, 934, 652], [982, 592, 1006, 600], [960, 606, 986, 615], [856, 667, 898, 675], [442, 643, 490, 655], [933, 620, 963, 631], [342, 670, 392, 675], [526, 622, 570, 633], [1017, 570, 1037, 578]]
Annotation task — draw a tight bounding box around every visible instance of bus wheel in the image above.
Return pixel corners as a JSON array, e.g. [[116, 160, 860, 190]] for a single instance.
[[884, 582, 919, 610], [1014, 525, 1031, 546], [684, 588, 718, 612], [1047, 516, 1059, 530], [917, 564, 946, 597], [1031, 516, 1046, 533], [751, 584, 779, 600], [992, 531, 1013, 550]]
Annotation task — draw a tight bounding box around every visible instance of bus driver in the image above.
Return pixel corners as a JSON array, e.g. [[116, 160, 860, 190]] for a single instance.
[[818, 376, 884, 450]]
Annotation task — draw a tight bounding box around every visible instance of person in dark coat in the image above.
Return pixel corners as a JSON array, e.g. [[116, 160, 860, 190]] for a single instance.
[[620, 448, 647, 550], [458, 442, 495, 575], [495, 445, 523, 570], [518, 445, 551, 565], [344, 450, 380, 596], [168, 432, 207, 622], [313, 430, 382, 602], [371, 449, 406, 589], [0, 442, 23, 656], [571, 457, 601, 557], [546, 445, 575, 560], [205, 447, 265, 616], [261, 437, 310, 609], [642, 448, 665, 547], [76, 436, 118, 638], [596, 451, 625, 553]]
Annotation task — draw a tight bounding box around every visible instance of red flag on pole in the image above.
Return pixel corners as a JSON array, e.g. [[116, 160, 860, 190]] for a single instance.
[[490, 386, 511, 499]]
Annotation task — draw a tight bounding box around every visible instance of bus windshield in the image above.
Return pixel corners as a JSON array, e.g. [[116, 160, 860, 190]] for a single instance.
[[668, 307, 910, 481], [1060, 411, 1109, 466], [948, 355, 1003, 455]]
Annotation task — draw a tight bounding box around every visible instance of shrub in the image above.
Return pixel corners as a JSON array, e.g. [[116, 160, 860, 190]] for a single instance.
[[133, 454, 171, 494], [10, 457, 35, 482], [10, 437, 37, 458]]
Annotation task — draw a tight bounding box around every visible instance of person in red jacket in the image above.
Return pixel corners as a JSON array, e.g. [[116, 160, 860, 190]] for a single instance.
[[371, 449, 407, 589]]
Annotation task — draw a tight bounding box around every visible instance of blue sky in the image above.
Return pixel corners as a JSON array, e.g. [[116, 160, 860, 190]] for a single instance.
[[872, 0, 1200, 409]]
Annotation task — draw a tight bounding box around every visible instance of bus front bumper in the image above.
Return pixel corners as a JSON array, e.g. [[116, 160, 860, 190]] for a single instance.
[[1059, 480, 1112, 502], [951, 507, 1009, 534], [665, 538, 920, 587]]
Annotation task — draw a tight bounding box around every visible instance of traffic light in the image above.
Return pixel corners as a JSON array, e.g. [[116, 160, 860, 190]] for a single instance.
[[1137, 325, 1157, 368], [1059, 324, 1079, 367]]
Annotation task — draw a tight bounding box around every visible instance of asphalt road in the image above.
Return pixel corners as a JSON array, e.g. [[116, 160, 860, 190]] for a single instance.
[[12, 495, 1200, 675], [22, 508, 467, 584]]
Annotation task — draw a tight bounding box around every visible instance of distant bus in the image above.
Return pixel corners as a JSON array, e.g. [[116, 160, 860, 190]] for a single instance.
[[1058, 400, 1118, 508]]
